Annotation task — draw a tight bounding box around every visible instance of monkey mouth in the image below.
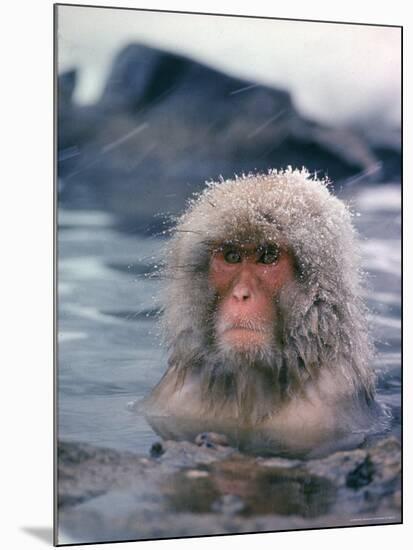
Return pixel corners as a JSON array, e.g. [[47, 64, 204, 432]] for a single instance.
[[217, 321, 272, 348], [218, 319, 271, 334]]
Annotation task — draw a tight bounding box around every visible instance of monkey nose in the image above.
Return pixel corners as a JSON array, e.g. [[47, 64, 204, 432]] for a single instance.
[[232, 285, 251, 301]]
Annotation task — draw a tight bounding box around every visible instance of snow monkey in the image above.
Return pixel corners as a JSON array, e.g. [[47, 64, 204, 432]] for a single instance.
[[142, 168, 386, 455]]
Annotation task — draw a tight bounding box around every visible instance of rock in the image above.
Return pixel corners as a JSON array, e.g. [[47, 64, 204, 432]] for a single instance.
[[195, 432, 229, 448], [99, 44, 188, 113], [57, 44, 400, 232], [57, 440, 152, 510], [57, 435, 401, 544], [149, 440, 165, 458], [159, 438, 236, 469], [346, 456, 375, 489], [211, 494, 246, 515]]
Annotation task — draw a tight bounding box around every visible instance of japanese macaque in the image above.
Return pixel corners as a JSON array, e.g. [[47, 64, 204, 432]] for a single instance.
[[142, 168, 386, 455]]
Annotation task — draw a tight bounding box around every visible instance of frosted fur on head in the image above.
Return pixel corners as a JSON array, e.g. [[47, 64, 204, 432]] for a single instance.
[[157, 167, 374, 414]]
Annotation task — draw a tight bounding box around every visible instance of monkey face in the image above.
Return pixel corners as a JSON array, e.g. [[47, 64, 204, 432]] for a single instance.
[[208, 242, 296, 354]]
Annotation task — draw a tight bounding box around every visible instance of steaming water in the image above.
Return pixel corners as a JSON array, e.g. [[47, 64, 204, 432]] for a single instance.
[[57, 183, 401, 454]]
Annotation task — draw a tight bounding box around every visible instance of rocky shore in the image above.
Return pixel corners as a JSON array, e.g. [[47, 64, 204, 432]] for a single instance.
[[57, 434, 401, 544]]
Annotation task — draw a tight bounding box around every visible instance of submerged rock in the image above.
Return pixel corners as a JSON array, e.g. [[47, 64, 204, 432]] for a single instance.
[[57, 435, 401, 544]]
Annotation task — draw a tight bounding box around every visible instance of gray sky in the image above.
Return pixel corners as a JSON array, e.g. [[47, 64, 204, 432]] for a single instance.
[[57, 5, 401, 128]]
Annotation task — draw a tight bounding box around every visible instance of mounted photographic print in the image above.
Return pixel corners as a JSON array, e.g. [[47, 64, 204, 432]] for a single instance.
[[54, 3, 402, 545]]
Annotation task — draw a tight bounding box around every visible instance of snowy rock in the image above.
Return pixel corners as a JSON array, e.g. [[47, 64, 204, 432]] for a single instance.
[[57, 44, 400, 231]]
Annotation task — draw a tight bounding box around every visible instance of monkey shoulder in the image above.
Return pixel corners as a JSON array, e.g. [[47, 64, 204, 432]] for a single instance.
[[261, 369, 380, 448]]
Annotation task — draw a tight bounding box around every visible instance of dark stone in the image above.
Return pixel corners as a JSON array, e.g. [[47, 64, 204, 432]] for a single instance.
[[99, 44, 188, 112], [150, 441, 165, 458], [346, 455, 375, 489], [59, 69, 77, 104], [57, 43, 401, 232]]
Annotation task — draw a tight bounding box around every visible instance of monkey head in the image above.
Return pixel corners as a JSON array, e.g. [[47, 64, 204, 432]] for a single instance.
[[145, 168, 377, 436]]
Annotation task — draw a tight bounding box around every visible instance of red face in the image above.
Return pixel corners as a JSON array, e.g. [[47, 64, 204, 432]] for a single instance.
[[209, 243, 296, 352]]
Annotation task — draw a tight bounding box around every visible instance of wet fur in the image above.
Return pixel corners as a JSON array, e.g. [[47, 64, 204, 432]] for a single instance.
[[143, 168, 385, 449]]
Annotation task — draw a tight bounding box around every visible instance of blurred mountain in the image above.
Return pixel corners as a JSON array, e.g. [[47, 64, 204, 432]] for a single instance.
[[57, 44, 401, 232]]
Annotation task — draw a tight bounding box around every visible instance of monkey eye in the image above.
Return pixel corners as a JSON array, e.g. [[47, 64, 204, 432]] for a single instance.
[[224, 249, 242, 263], [258, 246, 279, 264]]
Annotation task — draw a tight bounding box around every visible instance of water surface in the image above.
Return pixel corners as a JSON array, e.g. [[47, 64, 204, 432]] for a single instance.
[[57, 183, 401, 454]]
